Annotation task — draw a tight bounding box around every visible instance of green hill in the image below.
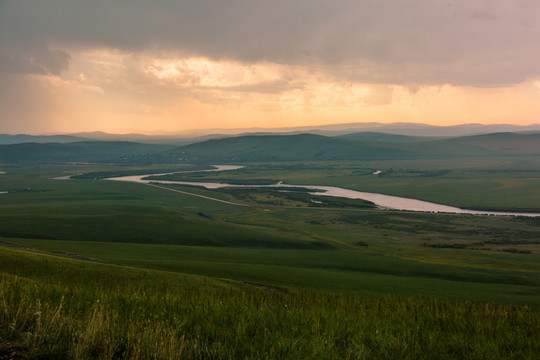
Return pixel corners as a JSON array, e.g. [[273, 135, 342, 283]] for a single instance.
[[162, 133, 494, 163], [337, 131, 438, 143], [338, 131, 540, 154], [441, 132, 540, 154], [0, 141, 171, 164], [2, 132, 535, 164], [1, 244, 538, 359]]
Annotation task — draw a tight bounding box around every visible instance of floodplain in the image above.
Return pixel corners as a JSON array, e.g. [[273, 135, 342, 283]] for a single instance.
[[1, 158, 539, 358]]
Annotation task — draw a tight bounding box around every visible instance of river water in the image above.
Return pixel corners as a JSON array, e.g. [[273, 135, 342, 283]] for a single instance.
[[104, 165, 540, 217]]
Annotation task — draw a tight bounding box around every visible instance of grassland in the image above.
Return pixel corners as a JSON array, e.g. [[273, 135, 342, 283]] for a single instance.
[[1, 163, 539, 299], [151, 158, 540, 212], [1, 162, 540, 358], [1, 245, 539, 359], [0, 142, 173, 164]]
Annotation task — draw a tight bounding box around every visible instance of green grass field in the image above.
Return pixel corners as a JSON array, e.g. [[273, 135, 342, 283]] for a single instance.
[[150, 158, 540, 211], [1, 245, 539, 359], [1, 163, 539, 300], [1, 162, 540, 358]]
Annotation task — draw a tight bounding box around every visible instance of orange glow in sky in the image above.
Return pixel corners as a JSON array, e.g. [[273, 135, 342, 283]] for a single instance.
[[5, 50, 535, 135], [1, 1, 539, 135]]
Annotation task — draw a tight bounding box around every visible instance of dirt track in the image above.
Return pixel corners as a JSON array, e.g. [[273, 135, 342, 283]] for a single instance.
[[146, 183, 250, 206]]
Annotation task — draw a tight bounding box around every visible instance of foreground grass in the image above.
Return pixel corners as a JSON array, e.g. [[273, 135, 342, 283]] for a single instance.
[[8, 238, 540, 305], [1, 247, 539, 359]]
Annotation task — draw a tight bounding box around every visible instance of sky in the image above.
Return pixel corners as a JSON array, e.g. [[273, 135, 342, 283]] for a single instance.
[[1, 0, 540, 135]]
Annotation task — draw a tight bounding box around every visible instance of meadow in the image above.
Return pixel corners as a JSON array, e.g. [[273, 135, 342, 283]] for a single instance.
[[1, 245, 539, 359], [1, 161, 539, 358], [149, 157, 540, 212]]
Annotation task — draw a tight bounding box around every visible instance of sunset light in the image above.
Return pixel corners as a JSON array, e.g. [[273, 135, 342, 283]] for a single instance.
[[1, 0, 539, 134], [2, 2, 540, 358]]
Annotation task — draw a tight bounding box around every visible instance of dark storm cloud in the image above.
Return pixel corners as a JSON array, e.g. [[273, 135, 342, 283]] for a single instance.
[[1, 0, 539, 85], [0, 45, 71, 75]]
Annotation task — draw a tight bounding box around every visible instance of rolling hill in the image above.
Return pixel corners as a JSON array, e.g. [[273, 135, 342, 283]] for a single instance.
[[337, 131, 439, 143], [159, 134, 418, 162], [0, 141, 172, 163], [2, 132, 537, 164], [160, 133, 494, 163], [440, 132, 540, 154]]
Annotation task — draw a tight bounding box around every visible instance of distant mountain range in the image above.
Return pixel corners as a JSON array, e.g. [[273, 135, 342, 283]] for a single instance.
[[0, 132, 225, 145], [1, 131, 540, 164], [138, 122, 540, 138], [3, 122, 540, 145]]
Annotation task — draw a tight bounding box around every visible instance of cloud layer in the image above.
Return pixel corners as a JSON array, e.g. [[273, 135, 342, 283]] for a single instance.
[[1, 1, 539, 133], [2, 0, 540, 86]]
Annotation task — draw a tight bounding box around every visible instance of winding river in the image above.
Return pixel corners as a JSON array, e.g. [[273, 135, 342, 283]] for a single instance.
[[103, 165, 540, 217]]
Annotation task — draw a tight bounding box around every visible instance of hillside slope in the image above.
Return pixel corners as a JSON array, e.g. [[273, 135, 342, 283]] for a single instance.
[[0, 141, 171, 163], [1, 243, 538, 359], [2, 132, 534, 164], [163, 133, 493, 163], [441, 132, 540, 154], [337, 131, 438, 143]]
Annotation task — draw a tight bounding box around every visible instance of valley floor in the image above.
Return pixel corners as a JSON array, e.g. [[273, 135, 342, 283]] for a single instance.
[[1, 161, 539, 358]]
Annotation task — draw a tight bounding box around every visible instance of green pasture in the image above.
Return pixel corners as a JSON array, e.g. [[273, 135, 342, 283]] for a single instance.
[[1, 246, 538, 359], [1, 164, 540, 305], [151, 158, 540, 211], [5, 238, 539, 305], [2, 163, 540, 358]]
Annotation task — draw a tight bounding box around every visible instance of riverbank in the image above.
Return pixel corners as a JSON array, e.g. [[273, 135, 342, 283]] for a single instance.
[[106, 165, 540, 217]]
